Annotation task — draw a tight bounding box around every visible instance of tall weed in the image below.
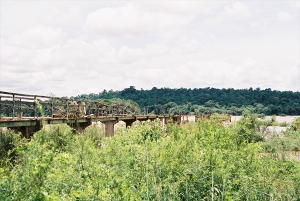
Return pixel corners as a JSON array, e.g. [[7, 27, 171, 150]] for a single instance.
[[0, 119, 300, 200]]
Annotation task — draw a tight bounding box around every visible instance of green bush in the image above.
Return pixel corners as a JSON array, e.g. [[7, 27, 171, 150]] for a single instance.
[[291, 117, 300, 131], [234, 111, 264, 145], [33, 124, 73, 152], [1, 120, 300, 200], [0, 129, 26, 166], [279, 121, 290, 127], [139, 119, 166, 141]]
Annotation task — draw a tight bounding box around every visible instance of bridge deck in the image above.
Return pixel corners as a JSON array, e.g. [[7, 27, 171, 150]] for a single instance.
[[0, 91, 182, 137], [0, 115, 175, 128]]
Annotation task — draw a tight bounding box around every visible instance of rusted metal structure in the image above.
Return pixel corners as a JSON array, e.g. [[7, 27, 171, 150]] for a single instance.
[[0, 91, 181, 137], [0, 91, 139, 119]]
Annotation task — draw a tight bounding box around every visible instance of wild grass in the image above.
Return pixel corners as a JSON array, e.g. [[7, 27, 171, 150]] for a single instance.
[[0, 116, 300, 200]]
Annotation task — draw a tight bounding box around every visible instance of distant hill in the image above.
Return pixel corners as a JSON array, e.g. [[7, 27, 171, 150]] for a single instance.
[[73, 86, 300, 115]]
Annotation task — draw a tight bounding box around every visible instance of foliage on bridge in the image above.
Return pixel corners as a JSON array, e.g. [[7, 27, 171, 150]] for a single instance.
[[0, 91, 141, 119]]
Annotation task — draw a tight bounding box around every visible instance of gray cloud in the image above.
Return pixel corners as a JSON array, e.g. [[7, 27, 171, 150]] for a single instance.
[[0, 1, 299, 96]]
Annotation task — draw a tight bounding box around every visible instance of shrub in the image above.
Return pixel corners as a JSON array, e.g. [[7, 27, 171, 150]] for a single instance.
[[291, 117, 300, 131], [1, 119, 300, 200], [33, 124, 73, 152], [0, 129, 26, 166], [235, 112, 264, 145], [139, 119, 166, 141]]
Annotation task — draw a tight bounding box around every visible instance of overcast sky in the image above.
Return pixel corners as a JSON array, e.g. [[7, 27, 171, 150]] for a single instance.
[[0, 1, 299, 97]]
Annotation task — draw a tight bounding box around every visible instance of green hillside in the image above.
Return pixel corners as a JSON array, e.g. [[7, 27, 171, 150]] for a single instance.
[[73, 87, 300, 115]]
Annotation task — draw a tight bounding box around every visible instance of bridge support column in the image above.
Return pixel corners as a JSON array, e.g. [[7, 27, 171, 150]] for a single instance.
[[102, 120, 119, 137], [78, 121, 92, 132], [165, 117, 171, 125], [149, 118, 156, 122], [182, 115, 190, 124], [172, 116, 181, 124], [123, 119, 136, 128], [159, 117, 164, 125], [68, 118, 92, 133], [195, 114, 211, 122], [164, 117, 172, 132], [9, 119, 43, 138]]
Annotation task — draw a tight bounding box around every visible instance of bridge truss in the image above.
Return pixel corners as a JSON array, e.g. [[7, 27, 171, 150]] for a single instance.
[[0, 91, 138, 119], [0, 91, 181, 137]]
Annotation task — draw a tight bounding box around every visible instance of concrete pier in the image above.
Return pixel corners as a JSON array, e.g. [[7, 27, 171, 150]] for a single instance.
[[102, 120, 119, 137], [1, 115, 181, 138]]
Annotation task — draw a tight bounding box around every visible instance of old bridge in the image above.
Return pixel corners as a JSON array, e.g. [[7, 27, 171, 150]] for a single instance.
[[0, 91, 184, 138]]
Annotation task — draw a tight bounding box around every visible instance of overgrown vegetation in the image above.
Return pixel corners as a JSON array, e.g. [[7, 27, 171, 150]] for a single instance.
[[0, 129, 26, 167], [261, 116, 300, 155], [1, 115, 300, 200]]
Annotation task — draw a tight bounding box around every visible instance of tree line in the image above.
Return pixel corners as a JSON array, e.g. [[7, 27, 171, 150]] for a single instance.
[[73, 86, 300, 115]]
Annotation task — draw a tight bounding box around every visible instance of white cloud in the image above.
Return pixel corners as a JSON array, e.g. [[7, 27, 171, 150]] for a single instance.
[[48, 7, 83, 26], [278, 11, 292, 21], [250, 22, 261, 28], [217, 1, 250, 21], [133, 1, 224, 15], [117, 46, 143, 63], [176, 37, 202, 54], [145, 43, 170, 57], [123, 59, 247, 90], [84, 3, 193, 36], [48, 68, 68, 81], [59, 38, 117, 68], [1, 40, 63, 72], [1, 1, 299, 95], [6, 26, 64, 49], [290, 1, 300, 9]]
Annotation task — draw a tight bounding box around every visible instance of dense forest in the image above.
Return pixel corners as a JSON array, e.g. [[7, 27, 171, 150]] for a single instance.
[[73, 87, 300, 115]]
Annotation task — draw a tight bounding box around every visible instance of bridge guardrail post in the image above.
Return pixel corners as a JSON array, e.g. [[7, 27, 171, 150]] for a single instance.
[[33, 96, 37, 118], [66, 99, 69, 121], [12, 94, 15, 119], [18, 98, 22, 119], [0, 96, 2, 119], [51, 99, 54, 118]]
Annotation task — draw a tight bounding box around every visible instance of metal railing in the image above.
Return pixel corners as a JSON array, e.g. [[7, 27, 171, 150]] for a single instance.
[[0, 91, 139, 120]]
